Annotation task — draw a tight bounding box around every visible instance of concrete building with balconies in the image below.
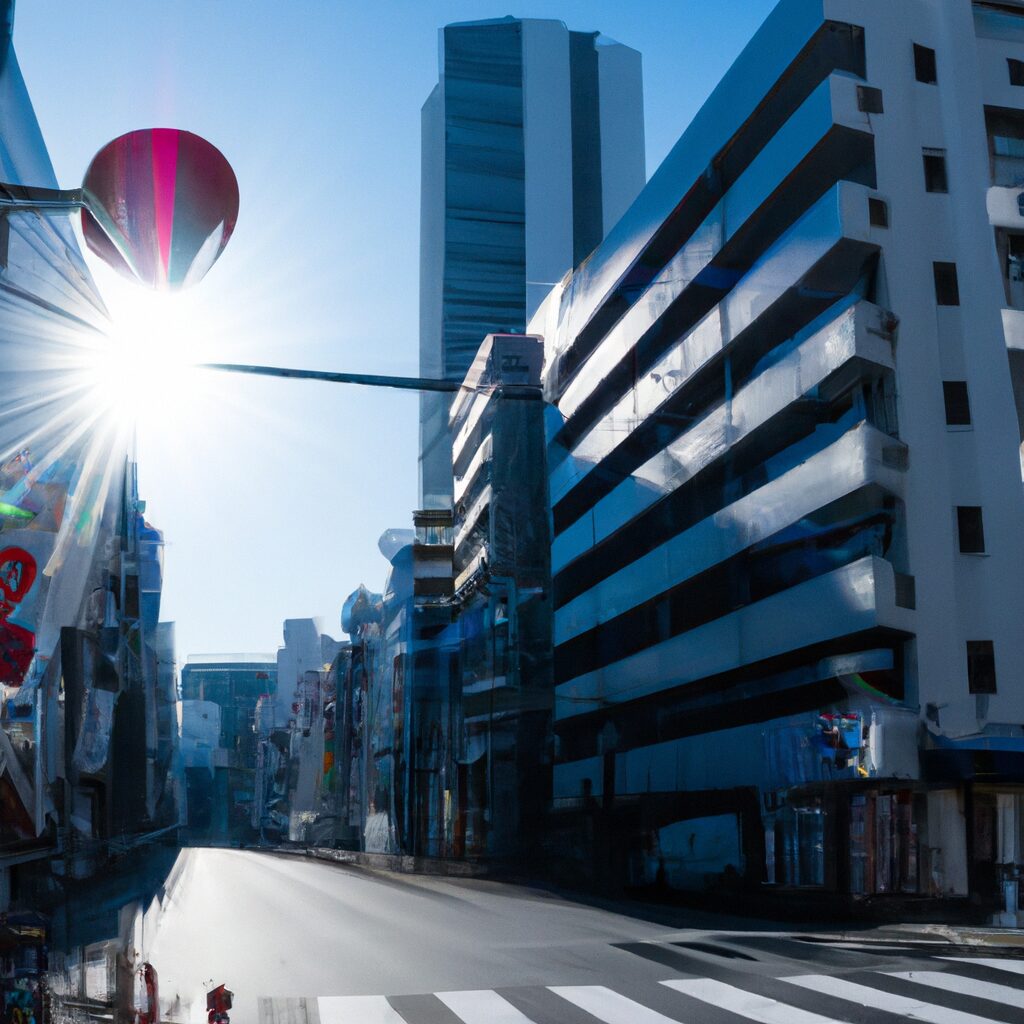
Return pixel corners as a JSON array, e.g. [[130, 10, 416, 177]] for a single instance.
[[530, 0, 1024, 917], [448, 333, 551, 861]]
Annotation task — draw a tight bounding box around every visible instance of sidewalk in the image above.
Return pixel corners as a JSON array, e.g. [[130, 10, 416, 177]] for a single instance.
[[853, 921, 1024, 947], [267, 844, 490, 878], [267, 845, 1024, 946]]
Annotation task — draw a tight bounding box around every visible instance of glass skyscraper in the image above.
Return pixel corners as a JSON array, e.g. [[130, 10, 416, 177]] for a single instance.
[[418, 17, 645, 508]]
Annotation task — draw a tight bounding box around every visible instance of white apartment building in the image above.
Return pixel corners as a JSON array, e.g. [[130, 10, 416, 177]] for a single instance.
[[530, 0, 1024, 917]]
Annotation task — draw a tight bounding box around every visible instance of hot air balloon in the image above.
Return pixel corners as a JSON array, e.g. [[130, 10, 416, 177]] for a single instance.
[[81, 128, 239, 290]]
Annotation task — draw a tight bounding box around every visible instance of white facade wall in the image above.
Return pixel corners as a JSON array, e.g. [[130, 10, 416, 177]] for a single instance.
[[530, 1, 1024, 901], [274, 618, 323, 728], [820, 0, 1024, 736]]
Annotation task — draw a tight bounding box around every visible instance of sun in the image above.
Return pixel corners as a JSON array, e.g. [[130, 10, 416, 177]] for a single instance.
[[81, 279, 211, 432]]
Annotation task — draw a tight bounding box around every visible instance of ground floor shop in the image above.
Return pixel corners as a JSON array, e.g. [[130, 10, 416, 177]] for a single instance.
[[548, 780, 1024, 922]]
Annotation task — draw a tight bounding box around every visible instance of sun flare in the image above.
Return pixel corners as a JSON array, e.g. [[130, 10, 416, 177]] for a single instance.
[[82, 281, 211, 432]]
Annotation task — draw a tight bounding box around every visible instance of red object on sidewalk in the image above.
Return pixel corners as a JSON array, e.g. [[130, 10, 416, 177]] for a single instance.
[[135, 962, 159, 1024], [206, 984, 233, 1019]]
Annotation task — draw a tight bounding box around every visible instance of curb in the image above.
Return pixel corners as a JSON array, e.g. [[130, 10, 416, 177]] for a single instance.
[[275, 845, 490, 878], [257, 849, 1024, 943]]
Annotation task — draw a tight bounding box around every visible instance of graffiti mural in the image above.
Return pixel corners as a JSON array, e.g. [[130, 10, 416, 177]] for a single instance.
[[0, 546, 37, 686]]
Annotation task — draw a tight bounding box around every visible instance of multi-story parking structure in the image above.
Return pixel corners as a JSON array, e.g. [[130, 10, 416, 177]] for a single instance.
[[530, 0, 1024, 915]]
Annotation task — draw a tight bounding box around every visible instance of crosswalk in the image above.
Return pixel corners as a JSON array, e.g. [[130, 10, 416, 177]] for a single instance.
[[264, 949, 1024, 1024]]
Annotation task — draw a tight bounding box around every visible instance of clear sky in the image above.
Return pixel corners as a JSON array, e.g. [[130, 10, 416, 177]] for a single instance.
[[13, 0, 777, 662]]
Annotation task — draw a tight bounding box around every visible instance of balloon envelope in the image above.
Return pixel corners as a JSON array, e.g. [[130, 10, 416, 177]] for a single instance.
[[81, 128, 239, 290]]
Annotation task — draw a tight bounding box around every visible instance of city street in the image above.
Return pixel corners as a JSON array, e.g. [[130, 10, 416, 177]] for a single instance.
[[140, 849, 1024, 1024]]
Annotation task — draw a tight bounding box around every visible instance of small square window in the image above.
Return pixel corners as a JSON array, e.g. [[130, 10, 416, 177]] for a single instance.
[[857, 86, 884, 114], [934, 261, 960, 305], [923, 149, 948, 192], [1010, 58, 1024, 86], [967, 640, 996, 694], [869, 197, 889, 227], [942, 381, 971, 425], [914, 44, 937, 84], [957, 505, 985, 553]]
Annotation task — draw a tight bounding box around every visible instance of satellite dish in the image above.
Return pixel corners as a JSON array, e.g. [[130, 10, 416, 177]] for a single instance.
[[81, 128, 239, 290]]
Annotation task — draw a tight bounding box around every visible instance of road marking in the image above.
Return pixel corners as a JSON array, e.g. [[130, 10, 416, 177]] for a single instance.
[[940, 957, 1024, 976], [549, 985, 687, 1024], [885, 971, 1024, 1009], [435, 989, 536, 1023], [317, 995, 407, 1023], [662, 978, 844, 1023], [785, 973, 1000, 1024]]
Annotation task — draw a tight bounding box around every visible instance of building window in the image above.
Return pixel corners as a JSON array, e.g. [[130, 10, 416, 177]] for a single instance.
[[914, 44, 937, 83], [967, 640, 997, 694], [957, 505, 986, 553], [933, 262, 960, 305], [996, 228, 1024, 307], [986, 106, 1024, 185], [923, 149, 948, 192], [1010, 58, 1024, 86], [942, 381, 971, 425], [869, 197, 889, 227], [857, 85, 884, 113]]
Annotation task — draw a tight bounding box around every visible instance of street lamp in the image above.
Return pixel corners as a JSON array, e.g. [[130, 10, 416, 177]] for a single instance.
[[3, 128, 543, 400]]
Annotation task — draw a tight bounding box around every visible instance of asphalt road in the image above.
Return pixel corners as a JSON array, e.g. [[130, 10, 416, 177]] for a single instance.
[[139, 848, 1024, 1024]]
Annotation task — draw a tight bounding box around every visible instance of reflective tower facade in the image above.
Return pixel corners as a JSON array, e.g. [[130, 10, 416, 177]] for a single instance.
[[419, 17, 645, 508]]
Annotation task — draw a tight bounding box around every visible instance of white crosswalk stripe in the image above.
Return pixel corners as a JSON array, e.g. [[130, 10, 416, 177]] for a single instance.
[[885, 970, 1024, 1009], [785, 972, 1002, 1024], [302, 958, 1024, 1024], [436, 988, 536, 1023], [940, 956, 1024, 976], [662, 977, 846, 1024], [317, 994, 407, 1024], [549, 984, 685, 1024]]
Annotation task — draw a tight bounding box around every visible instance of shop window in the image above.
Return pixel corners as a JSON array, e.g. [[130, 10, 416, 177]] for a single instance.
[[933, 261, 960, 305], [914, 44, 937, 84], [943, 381, 972, 426], [1010, 58, 1024, 86], [923, 149, 948, 193], [967, 640, 997, 694], [775, 802, 825, 887], [957, 505, 986, 553], [868, 197, 889, 227]]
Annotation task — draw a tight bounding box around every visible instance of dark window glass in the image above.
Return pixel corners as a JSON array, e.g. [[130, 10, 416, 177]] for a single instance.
[[923, 150, 948, 192], [957, 505, 985, 553], [986, 106, 1024, 186], [943, 381, 971, 425], [1009, 58, 1024, 86], [857, 85, 884, 113], [934, 262, 960, 305], [967, 640, 997, 694], [914, 44, 937, 83], [869, 197, 889, 227]]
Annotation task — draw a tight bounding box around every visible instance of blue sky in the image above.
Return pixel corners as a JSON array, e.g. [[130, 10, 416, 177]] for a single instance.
[[14, 1, 776, 660]]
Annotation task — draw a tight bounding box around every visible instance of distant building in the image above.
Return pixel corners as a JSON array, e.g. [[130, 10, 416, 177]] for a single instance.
[[180, 655, 276, 843], [419, 16, 645, 509], [448, 333, 551, 860], [262, 619, 344, 843], [531, 0, 1024, 917]]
